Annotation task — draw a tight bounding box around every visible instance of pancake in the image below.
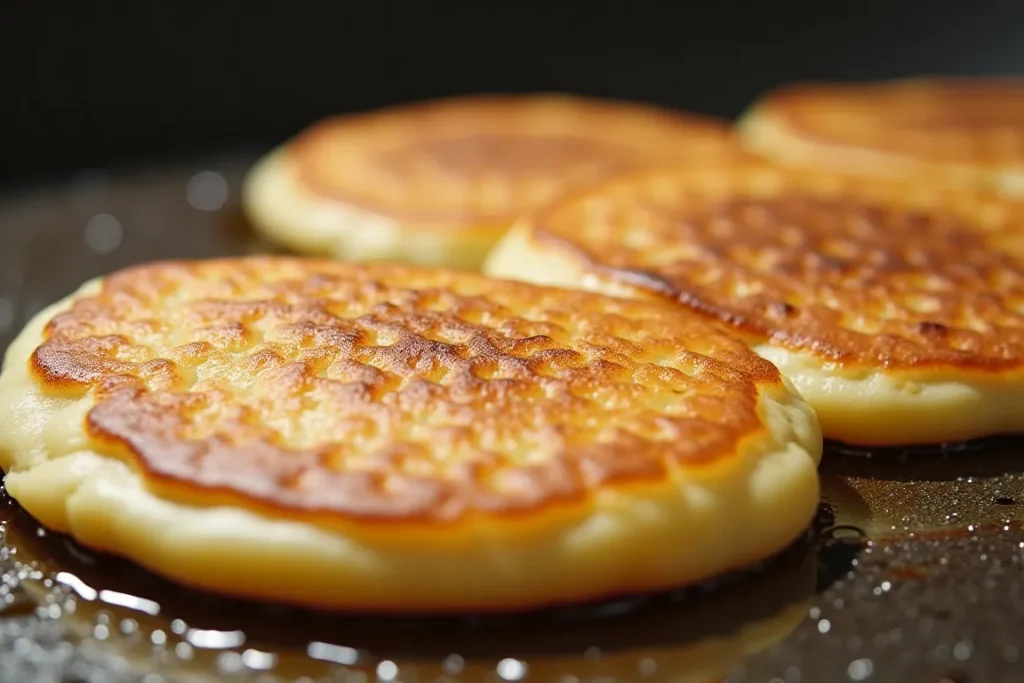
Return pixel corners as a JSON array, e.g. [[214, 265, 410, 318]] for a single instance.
[[0, 256, 821, 613], [484, 161, 1024, 446], [242, 94, 737, 268], [737, 78, 1024, 196]]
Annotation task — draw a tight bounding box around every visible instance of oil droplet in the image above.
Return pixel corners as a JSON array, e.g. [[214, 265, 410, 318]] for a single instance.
[[186, 627, 245, 649], [170, 618, 187, 635], [953, 641, 973, 661], [174, 641, 194, 661], [639, 658, 658, 676], [186, 171, 229, 211], [151, 629, 167, 646], [99, 589, 160, 616], [307, 641, 359, 665], [847, 658, 873, 680], [93, 624, 110, 640], [216, 651, 245, 675], [497, 658, 528, 681], [55, 572, 97, 601], [241, 648, 278, 671], [818, 619, 832, 634], [376, 660, 399, 681], [83, 213, 124, 254], [442, 654, 465, 674]]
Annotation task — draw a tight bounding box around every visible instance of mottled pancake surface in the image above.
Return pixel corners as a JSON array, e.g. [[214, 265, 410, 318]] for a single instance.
[[484, 162, 1024, 444], [242, 95, 738, 268], [290, 95, 734, 226], [30, 258, 783, 523], [0, 257, 820, 610], [738, 79, 1024, 192]]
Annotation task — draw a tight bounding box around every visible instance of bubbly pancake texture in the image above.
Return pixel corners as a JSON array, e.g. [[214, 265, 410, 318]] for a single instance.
[[0, 257, 821, 612], [484, 162, 1024, 446], [243, 94, 737, 268], [737, 78, 1024, 196]]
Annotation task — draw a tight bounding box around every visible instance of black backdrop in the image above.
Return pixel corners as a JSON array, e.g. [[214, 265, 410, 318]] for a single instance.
[[3, 1, 1023, 188]]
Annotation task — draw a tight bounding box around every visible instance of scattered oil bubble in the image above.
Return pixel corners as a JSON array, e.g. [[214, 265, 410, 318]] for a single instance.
[[496, 658, 527, 681], [186, 171, 229, 211], [83, 213, 124, 254], [308, 641, 359, 665], [847, 658, 873, 680], [442, 653, 465, 674], [376, 659, 398, 681], [186, 627, 246, 649]]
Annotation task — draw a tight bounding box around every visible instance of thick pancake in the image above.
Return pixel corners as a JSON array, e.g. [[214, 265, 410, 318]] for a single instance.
[[242, 94, 737, 268], [737, 78, 1024, 196], [484, 161, 1024, 446], [0, 257, 820, 613]]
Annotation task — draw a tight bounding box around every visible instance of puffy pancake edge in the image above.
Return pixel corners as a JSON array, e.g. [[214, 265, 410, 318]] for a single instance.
[[243, 150, 501, 268], [0, 273, 821, 612], [484, 217, 1024, 446]]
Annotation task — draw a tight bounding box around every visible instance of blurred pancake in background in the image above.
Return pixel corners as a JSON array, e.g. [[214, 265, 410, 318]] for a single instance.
[[737, 78, 1024, 197], [485, 161, 1024, 446], [243, 94, 737, 268]]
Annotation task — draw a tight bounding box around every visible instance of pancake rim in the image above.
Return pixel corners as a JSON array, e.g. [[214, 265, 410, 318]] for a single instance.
[[482, 163, 1024, 445], [0, 258, 822, 611], [736, 77, 1024, 196], [242, 93, 736, 266]]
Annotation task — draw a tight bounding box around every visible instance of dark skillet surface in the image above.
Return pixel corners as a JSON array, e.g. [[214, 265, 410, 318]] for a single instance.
[[0, 159, 1021, 683]]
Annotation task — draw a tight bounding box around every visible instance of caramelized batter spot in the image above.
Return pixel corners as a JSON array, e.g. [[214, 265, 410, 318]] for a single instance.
[[290, 94, 736, 225], [31, 258, 780, 522], [529, 163, 1024, 370]]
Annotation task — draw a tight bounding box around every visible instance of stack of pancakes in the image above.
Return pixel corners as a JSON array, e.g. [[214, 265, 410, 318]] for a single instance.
[[2, 82, 1023, 622]]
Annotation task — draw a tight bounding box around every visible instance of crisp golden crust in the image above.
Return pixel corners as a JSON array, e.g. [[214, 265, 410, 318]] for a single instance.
[[513, 162, 1024, 372], [28, 257, 784, 524], [288, 94, 737, 230], [738, 78, 1024, 189]]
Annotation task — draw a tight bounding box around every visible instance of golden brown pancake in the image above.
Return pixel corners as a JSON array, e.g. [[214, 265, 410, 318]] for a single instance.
[[243, 94, 738, 268], [484, 161, 1024, 446], [0, 257, 821, 612], [737, 78, 1024, 196]]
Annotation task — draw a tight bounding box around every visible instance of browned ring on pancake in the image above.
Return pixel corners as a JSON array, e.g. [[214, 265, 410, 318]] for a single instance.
[[738, 78, 1024, 194], [29, 257, 784, 526], [501, 161, 1024, 372], [290, 94, 737, 228]]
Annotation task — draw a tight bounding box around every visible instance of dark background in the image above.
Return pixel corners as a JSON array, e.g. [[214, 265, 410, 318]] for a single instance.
[[2, 1, 1023, 188]]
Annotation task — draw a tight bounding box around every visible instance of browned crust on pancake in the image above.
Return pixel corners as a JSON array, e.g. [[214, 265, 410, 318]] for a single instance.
[[526, 161, 1024, 372], [29, 257, 781, 524], [747, 78, 1024, 172], [288, 94, 739, 229]]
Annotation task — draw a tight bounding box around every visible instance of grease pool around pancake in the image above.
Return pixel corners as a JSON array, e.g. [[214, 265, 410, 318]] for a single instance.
[[0, 257, 820, 613], [484, 161, 1024, 446], [737, 78, 1024, 196], [242, 94, 737, 268]]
